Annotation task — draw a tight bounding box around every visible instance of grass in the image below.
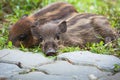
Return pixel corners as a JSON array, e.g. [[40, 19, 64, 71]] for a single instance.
[[0, 0, 120, 57], [58, 46, 80, 53], [85, 41, 119, 55]]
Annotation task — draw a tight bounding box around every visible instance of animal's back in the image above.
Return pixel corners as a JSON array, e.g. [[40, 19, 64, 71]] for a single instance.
[[30, 2, 78, 24], [65, 13, 118, 45], [9, 2, 78, 47]]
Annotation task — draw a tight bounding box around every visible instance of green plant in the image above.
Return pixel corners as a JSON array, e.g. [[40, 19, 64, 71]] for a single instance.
[[114, 64, 120, 72], [85, 41, 114, 54], [7, 41, 13, 48], [58, 46, 80, 53], [0, 22, 9, 49]]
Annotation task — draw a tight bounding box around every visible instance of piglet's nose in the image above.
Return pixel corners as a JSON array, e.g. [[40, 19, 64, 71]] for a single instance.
[[46, 49, 56, 56]]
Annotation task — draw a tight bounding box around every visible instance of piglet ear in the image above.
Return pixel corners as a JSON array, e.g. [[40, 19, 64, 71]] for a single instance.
[[30, 26, 39, 38], [21, 14, 28, 19], [31, 21, 38, 28], [30, 20, 40, 38], [58, 21, 67, 33]]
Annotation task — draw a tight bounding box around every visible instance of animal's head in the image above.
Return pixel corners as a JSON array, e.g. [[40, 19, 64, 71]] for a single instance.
[[31, 21, 67, 56], [8, 14, 37, 47]]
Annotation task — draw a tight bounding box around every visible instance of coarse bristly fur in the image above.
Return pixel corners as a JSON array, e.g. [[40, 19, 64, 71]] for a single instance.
[[31, 13, 119, 56], [0, 77, 7, 80], [8, 2, 78, 47]]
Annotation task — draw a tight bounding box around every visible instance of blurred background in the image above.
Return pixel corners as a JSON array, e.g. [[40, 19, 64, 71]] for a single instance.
[[0, 0, 120, 28]]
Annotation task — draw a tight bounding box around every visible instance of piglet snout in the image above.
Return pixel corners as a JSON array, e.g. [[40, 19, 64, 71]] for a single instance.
[[46, 49, 57, 56]]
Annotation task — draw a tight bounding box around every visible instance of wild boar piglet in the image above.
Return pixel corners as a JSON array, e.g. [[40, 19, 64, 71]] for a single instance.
[[8, 2, 77, 47], [31, 13, 118, 56]]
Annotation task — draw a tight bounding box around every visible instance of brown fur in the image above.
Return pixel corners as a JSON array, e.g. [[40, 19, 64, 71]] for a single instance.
[[0, 77, 7, 80], [64, 13, 118, 46], [31, 13, 118, 55], [8, 2, 77, 47]]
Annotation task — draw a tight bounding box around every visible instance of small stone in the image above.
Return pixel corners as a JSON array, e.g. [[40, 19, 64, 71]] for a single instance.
[[72, 75, 78, 80], [88, 74, 98, 80]]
